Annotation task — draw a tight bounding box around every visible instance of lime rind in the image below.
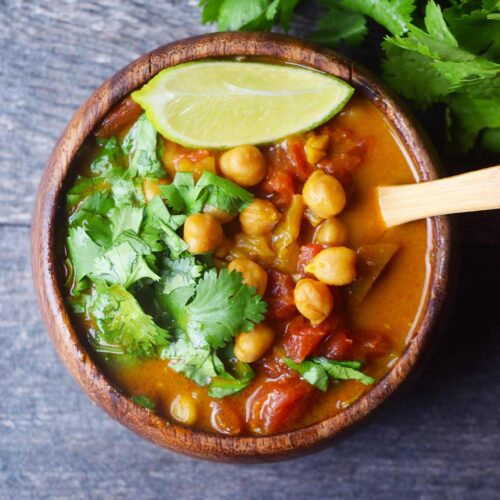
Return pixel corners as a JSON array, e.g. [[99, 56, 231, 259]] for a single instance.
[[132, 61, 354, 149]]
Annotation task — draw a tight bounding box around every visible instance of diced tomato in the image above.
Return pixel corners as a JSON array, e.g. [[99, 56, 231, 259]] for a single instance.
[[282, 315, 333, 362], [264, 270, 297, 320], [95, 96, 143, 138], [287, 140, 313, 181], [350, 331, 393, 361], [255, 355, 298, 381], [297, 244, 325, 277], [260, 170, 295, 207], [314, 327, 353, 360], [246, 379, 314, 434]]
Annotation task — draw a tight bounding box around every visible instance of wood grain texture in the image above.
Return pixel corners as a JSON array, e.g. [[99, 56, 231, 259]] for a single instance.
[[1, 0, 500, 498]]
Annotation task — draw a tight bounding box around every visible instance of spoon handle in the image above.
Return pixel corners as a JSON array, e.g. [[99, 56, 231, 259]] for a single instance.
[[378, 166, 500, 228]]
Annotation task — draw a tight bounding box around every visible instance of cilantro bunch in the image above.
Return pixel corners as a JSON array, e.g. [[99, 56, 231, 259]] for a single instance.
[[64, 114, 266, 397], [199, 0, 500, 153]]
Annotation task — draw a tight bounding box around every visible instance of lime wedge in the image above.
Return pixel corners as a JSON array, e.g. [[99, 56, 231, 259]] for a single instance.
[[132, 61, 354, 149]]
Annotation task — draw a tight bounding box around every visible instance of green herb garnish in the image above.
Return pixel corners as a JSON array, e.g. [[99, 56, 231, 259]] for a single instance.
[[284, 357, 375, 391], [64, 118, 262, 390], [160, 170, 253, 216]]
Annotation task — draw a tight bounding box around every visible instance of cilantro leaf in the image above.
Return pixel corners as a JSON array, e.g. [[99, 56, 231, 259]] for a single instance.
[[313, 357, 375, 385], [308, 7, 367, 48], [284, 358, 329, 391], [196, 171, 253, 215], [278, 0, 301, 31], [382, 42, 453, 107], [334, 0, 416, 36], [444, 1, 500, 60], [161, 171, 253, 217], [186, 268, 267, 349], [284, 356, 374, 391], [160, 255, 205, 295], [208, 367, 254, 397], [90, 283, 169, 358], [92, 241, 159, 288], [160, 172, 207, 215], [385, 2, 499, 89], [161, 338, 224, 386], [109, 205, 144, 240], [90, 137, 124, 176], [140, 196, 188, 257], [446, 93, 500, 152], [122, 113, 164, 178], [380, 0, 500, 150], [208, 344, 255, 398], [67, 227, 104, 282], [131, 395, 155, 410], [199, 0, 300, 31]]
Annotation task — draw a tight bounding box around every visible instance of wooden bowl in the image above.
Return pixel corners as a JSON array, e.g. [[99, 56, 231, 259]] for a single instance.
[[32, 32, 452, 462]]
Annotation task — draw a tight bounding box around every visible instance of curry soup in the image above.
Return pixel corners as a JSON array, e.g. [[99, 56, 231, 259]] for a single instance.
[[61, 74, 430, 436]]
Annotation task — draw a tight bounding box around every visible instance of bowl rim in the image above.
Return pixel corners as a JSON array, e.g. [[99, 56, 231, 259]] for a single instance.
[[32, 31, 451, 462]]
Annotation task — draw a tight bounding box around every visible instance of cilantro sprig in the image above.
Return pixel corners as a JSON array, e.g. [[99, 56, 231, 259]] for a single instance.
[[284, 357, 375, 390], [161, 170, 253, 216]]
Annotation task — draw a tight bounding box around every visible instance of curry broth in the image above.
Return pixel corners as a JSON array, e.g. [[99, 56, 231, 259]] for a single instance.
[[65, 92, 430, 436]]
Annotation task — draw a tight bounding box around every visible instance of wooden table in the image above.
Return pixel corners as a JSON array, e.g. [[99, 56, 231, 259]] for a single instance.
[[1, 2, 499, 498]]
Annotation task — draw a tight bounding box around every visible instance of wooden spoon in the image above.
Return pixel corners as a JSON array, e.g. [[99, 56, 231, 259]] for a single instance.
[[378, 165, 500, 227]]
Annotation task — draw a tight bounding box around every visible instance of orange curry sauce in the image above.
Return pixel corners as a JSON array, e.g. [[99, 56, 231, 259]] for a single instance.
[[64, 92, 430, 436]]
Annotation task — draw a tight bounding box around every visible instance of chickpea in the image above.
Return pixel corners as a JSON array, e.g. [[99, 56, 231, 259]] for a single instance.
[[203, 204, 234, 224], [170, 394, 198, 425], [214, 235, 231, 258], [302, 170, 346, 219], [294, 278, 334, 325], [234, 324, 275, 363], [239, 199, 280, 236], [219, 145, 267, 187], [228, 258, 268, 295], [305, 247, 357, 286], [314, 218, 348, 246], [183, 213, 223, 254]]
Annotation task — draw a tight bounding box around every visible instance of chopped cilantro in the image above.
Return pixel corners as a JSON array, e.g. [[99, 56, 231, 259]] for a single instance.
[[90, 137, 124, 176], [196, 171, 253, 216], [284, 356, 374, 391], [186, 268, 267, 349], [160, 172, 205, 214], [156, 268, 264, 387], [161, 171, 253, 216], [199, 0, 300, 31], [140, 196, 187, 257], [208, 345, 255, 398], [160, 255, 204, 295], [122, 113, 164, 178], [90, 283, 169, 358], [161, 338, 224, 386]]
